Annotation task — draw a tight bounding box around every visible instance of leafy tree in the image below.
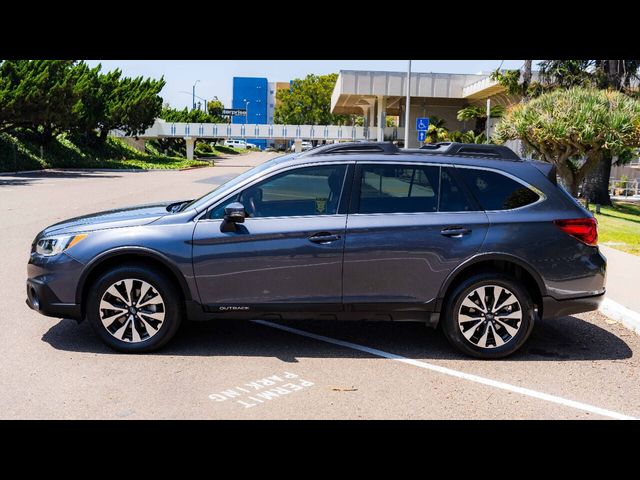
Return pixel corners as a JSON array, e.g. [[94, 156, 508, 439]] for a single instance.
[[97, 74, 165, 140], [493, 59, 640, 203], [70, 63, 116, 142], [456, 104, 505, 134], [450, 130, 487, 144], [274, 73, 348, 125], [0, 60, 82, 144], [494, 87, 640, 196], [207, 97, 224, 117], [538, 60, 640, 204], [159, 105, 222, 124]]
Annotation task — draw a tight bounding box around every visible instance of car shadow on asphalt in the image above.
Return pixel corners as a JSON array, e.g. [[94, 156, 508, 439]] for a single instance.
[[41, 314, 633, 362]]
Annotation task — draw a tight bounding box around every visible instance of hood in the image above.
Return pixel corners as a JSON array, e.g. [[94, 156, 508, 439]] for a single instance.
[[39, 202, 178, 237]]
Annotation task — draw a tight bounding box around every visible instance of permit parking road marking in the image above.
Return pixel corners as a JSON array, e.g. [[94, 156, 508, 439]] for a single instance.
[[208, 371, 314, 409], [254, 320, 636, 420]]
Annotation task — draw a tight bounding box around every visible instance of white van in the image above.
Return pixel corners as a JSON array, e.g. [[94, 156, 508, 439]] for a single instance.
[[224, 139, 258, 149]]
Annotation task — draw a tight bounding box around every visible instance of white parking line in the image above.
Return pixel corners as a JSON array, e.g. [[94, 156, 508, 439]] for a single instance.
[[253, 320, 636, 420]]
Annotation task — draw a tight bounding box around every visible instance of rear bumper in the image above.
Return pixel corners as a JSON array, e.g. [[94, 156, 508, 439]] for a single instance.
[[26, 278, 82, 320], [541, 292, 605, 319]]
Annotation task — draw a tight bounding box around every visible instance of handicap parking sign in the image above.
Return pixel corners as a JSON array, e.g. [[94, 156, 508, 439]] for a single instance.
[[418, 130, 427, 142], [416, 117, 430, 131]]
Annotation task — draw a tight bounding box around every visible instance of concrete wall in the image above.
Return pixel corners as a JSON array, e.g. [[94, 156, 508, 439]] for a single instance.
[[611, 164, 640, 180]]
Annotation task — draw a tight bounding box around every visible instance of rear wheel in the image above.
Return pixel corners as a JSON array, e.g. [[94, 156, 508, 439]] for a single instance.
[[442, 272, 535, 359], [86, 265, 183, 353]]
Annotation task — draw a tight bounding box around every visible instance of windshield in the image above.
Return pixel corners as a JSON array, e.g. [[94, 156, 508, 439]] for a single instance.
[[181, 153, 299, 212]]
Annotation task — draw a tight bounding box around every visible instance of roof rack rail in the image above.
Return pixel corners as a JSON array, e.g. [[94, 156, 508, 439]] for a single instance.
[[416, 142, 521, 161], [301, 141, 399, 156]]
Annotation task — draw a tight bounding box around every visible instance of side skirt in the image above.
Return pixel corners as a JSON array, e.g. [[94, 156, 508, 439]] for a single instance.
[[184, 300, 440, 327]]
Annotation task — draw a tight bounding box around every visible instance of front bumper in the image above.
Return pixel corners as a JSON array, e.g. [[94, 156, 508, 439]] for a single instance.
[[541, 291, 605, 319], [26, 251, 85, 321], [26, 278, 82, 320]]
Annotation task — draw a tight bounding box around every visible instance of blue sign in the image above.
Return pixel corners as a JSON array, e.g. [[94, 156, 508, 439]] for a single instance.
[[416, 117, 430, 131], [418, 130, 427, 142]]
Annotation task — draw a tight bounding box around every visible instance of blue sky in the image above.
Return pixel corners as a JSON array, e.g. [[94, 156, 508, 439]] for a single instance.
[[85, 60, 533, 110]]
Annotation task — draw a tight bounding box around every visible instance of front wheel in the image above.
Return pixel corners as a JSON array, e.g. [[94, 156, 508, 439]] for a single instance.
[[86, 265, 183, 353], [442, 272, 535, 359]]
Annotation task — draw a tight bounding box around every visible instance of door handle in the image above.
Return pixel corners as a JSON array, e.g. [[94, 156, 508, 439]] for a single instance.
[[308, 232, 341, 244], [440, 226, 471, 237]]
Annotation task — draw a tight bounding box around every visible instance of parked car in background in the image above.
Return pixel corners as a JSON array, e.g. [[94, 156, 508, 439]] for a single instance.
[[289, 141, 313, 152], [26, 142, 606, 359], [224, 139, 258, 149]]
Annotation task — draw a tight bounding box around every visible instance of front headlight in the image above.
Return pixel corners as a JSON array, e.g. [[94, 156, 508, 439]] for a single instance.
[[35, 234, 88, 257]]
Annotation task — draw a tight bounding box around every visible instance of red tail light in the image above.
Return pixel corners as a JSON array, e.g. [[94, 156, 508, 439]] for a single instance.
[[553, 218, 598, 246]]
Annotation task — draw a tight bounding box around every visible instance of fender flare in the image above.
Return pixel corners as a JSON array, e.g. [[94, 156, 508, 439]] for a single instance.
[[75, 246, 193, 304], [436, 252, 547, 306]]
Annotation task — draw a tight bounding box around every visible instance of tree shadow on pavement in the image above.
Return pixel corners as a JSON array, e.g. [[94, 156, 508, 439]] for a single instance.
[[41, 314, 633, 362], [0, 171, 125, 186]]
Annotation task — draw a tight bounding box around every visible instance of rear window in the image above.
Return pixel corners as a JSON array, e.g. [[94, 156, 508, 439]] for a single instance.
[[457, 168, 540, 210]]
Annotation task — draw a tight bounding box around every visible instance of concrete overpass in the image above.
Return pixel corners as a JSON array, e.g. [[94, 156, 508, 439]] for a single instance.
[[111, 119, 405, 159]]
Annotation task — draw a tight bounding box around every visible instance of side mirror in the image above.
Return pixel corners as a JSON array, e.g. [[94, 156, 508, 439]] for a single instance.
[[224, 202, 246, 224]]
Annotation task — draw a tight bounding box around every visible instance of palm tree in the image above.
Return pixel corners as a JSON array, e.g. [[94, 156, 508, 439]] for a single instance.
[[456, 104, 505, 134], [450, 130, 487, 144], [423, 116, 449, 144]]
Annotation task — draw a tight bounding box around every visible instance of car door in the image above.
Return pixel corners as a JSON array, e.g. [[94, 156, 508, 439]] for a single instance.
[[342, 162, 489, 310], [193, 163, 352, 310]]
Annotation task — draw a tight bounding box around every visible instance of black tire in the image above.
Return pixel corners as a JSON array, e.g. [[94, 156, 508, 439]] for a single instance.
[[441, 272, 535, 359], [86, 265, 183, 353]]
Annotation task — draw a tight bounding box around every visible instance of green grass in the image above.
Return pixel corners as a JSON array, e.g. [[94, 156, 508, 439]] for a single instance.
[[84, 156, 209, 170], [213, 145, 245, 155], [0, 131, 208, 172], [593, 201, 640, 255]]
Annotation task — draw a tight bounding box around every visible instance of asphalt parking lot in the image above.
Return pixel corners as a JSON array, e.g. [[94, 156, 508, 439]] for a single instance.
[[1, 152, 639, 419]]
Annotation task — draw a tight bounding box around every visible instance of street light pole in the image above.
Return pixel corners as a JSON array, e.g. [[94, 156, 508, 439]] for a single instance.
[[192, 80, 201, 110], [244, 99, 250, 125], [404, 60, 412, 149], [486, 98, 491, 142]]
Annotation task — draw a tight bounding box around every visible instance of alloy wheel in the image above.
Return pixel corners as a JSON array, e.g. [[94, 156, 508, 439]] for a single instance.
[[457, 285, 522, 349], [99, 278, 165, 343]]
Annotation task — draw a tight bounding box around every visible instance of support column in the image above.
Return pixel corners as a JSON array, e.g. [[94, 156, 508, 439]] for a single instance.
[[367, 104, 375, 127], [376, 95, 386, 142], [185, 137, 195, 160], [294, 138, 302, 153]]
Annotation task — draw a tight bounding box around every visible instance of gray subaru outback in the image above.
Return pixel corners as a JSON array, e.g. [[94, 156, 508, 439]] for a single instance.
[[26, 142, 606, 359]]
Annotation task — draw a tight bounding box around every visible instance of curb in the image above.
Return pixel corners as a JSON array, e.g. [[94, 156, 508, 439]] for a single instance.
[[599, 298, 640, 335]]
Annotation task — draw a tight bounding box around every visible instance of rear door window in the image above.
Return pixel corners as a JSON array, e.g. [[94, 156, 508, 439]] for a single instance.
[[358, 165, 440, 214], [439, 167, 478, 212]]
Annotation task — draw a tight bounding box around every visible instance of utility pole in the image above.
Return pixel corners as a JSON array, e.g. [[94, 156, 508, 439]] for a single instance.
[[404, 60, 411, 149]]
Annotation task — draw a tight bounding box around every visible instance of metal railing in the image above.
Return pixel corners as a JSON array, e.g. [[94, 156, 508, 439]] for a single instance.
[[111, 120, 404, 142], [609, 177, 640, 197]]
